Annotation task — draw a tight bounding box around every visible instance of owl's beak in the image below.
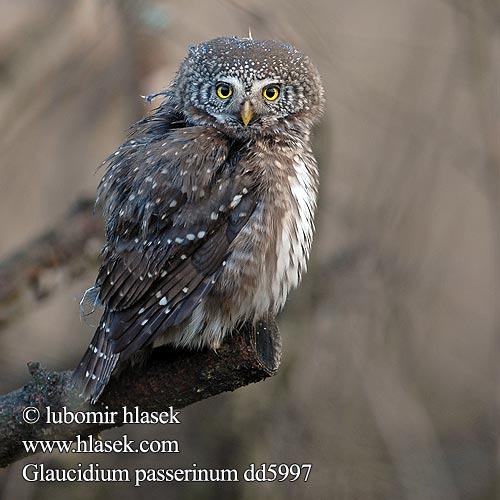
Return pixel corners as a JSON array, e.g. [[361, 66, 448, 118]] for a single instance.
[[240, 100, 254, 126]]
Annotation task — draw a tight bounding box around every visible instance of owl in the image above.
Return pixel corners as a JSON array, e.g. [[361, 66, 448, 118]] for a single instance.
[[72, 37, 324, 403]]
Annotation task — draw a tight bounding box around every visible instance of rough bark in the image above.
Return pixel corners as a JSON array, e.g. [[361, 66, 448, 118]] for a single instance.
[[0, 319, 281, 468]]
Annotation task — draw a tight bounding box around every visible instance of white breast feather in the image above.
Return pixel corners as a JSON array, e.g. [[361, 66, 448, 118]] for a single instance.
[[271, 153, 316, 313]]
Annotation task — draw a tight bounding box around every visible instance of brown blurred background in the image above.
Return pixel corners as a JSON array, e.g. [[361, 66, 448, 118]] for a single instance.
[[0, 0, 499, 499]]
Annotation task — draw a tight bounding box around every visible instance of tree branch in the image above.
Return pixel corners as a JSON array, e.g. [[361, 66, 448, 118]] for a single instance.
[[0, 199, 103, 331], [0, 199, 282, 469], [0, 319, 281, 468]]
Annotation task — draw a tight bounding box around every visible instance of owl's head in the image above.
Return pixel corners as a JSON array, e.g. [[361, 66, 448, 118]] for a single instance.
[[170, 37, 324, 138]]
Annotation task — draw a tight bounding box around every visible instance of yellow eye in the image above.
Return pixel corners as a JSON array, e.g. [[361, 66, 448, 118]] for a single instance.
[[263, 85, 280, 101], [216, 83, 233, 99]]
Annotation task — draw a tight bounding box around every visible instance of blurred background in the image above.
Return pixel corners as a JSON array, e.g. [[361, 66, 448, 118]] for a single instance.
[[0, 0, 499, 499]]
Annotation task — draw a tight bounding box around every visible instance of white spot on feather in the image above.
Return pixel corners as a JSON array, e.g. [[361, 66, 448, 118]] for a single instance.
[[230, 194, 242, 208]]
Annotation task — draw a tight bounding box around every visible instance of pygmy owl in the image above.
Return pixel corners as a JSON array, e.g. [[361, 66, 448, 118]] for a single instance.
[[72, 37, 324, 403]]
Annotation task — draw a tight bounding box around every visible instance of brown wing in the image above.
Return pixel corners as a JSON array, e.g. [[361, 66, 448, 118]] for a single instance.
[[102, 193, 257, 360], [73, 114, 256, 402]]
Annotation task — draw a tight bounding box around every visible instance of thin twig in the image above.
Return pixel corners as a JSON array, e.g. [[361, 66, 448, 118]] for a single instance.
[[0, 199, 103, 330]]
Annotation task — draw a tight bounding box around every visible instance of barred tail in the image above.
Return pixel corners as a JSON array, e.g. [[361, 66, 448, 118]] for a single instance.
[[71, 323, 120, 404]]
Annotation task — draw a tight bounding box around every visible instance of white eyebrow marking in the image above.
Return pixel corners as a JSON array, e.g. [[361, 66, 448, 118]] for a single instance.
[[216, 76, 245, 95], [250, 77, 282, 94]]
